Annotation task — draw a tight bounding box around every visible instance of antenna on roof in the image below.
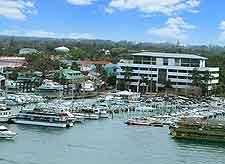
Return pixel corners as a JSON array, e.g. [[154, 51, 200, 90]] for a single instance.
[[176, 40, 182, 53], [176, 40, 180, 48]]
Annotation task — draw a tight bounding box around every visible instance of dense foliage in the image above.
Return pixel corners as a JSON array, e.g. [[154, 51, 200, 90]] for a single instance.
[[1, 36, 225, 95]]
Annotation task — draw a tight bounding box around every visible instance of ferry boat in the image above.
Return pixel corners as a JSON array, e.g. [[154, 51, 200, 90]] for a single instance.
[[169, 116, 225, 142], [0, 103, 12, 122], [0, 126, 16, 138], [11, 108, 74, 128]]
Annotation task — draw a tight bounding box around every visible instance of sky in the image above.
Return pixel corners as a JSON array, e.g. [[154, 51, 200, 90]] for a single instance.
[[0, 0, 225, 45]]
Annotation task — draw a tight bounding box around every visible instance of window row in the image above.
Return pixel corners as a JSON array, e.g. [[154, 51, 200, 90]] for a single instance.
[[168, 75, 192, 80]]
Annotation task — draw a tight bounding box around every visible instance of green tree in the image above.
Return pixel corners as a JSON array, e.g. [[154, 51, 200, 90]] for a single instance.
[[191, 68, 202, 87], [107, 75, 116, 87], [124, 67, 133, 90], [139, 75, 148, 93], [117, 80, 126, 91], [201, 71, 212, 96], [164, 79, 173, 95]]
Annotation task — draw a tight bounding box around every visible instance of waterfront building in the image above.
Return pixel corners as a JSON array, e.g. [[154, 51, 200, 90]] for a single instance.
[[116, 52, 219, 94], [55, 67, 85, 83]]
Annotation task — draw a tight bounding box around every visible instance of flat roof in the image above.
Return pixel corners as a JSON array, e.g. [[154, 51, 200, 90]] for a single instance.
[[131, 52, 207, 60], [77, 60, 112, 65]]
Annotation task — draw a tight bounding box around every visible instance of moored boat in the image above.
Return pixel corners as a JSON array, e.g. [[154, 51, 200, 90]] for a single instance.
[[0, 103, 12, 122], [169, 116, 225, 142], [0, 126, 16, 138], [10, 108, 74, 128]]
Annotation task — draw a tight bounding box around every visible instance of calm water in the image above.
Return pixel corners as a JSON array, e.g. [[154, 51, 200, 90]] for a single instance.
[[1, 115, 225, 164]]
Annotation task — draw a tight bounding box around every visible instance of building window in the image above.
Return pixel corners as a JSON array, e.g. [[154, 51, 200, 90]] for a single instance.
[[190, 59, 200, 67], [175, 58, 180, 66], [132, 73, 139, 76], [181, 58, 190, 67], [177, 82, 188, 85], [151, 57, 156, 65], [178, 76, 187, 79], [133, 56, 142, 64], [150, 68, 157, 71], [143, 56, 151, 64], [163, 58, 168, 65], [140, 67, 148, 71], [168, 75, 177, 79], [178, 70, 187, 73], [132, 67, 139, 70], [150, 74, 157, 77], [168, 69, 177, 72]]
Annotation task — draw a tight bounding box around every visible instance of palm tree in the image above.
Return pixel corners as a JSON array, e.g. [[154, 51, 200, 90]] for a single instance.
[[139, 75, 148, 93], [191, 68, 202, 87], [164, 79, 173, 95], [201, 71, 212, 96], [124, 67, 133, 90], [149, 77, 153, 94], [191, 69, 212, 96]]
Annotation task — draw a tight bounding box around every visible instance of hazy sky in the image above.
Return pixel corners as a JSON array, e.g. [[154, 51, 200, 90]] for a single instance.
[[0, 0, 225, 45]]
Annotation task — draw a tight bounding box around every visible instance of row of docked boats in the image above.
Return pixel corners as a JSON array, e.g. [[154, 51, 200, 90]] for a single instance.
[[0, 99, 112, 139], [5, 93, 45, 106], [0, 107, 107, 139], [36, 100, 110, 120]]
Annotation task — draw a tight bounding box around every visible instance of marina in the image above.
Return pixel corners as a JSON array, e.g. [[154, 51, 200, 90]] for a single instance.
[[0, 89, 225, 164], [0, 113, 225, 164], [1, 1, 225, 163]]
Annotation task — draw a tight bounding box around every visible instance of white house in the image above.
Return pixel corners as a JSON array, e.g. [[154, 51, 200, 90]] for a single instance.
[[116, 52, 219, 93]]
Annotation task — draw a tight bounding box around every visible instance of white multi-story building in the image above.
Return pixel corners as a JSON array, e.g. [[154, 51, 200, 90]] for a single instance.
[[117, 52, 219, 93]]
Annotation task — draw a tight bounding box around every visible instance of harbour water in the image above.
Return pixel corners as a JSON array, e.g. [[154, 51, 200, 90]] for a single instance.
[[1, 114, 225, 164]]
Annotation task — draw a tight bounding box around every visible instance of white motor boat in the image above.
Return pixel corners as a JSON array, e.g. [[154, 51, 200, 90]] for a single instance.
[[0, 103, 12, 122], [94, 108, 110, 118], [0, 126, 16, 138]]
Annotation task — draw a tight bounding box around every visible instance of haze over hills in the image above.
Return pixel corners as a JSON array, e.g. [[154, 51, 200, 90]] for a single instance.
[[0, 35, 225, 55]]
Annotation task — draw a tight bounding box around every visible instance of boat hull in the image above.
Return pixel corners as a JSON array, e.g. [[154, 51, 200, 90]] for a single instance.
[[99, 113, 110, 119], [125, 121, 151, 126], [11, 119, 73, 128], [73, 113, 99, 120], [0, 117, 10, 123], [0, 131, 16, 139], [170, 127, 225, 142]]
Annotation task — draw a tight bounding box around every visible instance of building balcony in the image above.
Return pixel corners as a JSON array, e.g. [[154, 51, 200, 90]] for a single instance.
[[169, 78, 192, 83]]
